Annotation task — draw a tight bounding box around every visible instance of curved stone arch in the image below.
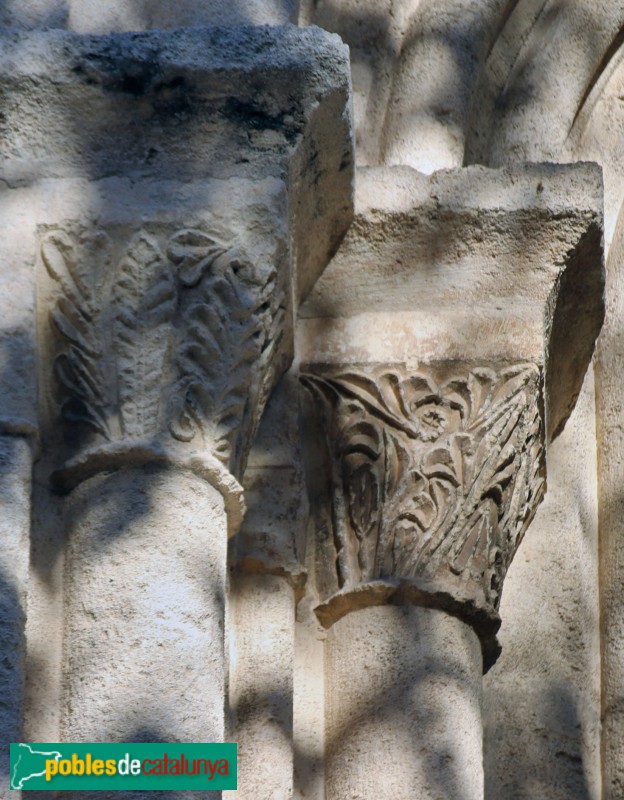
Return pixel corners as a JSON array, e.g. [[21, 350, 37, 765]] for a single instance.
[[566, 25, 624, 247], [302, 0, 624, 188], [465, 2, 624, 173], [300, 0, 511, 171]]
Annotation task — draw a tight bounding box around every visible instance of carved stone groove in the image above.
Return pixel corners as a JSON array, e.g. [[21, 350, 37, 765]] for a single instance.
[[302, 363, 545, 664], [40, 224, 288, 526]]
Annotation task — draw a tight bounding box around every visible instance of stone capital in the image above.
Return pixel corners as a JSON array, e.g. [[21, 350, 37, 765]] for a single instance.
[[302, 361, 543, 668], [38, 219, 290, 531], [299, 164, 604, 667], [18, 26, 354, 534]]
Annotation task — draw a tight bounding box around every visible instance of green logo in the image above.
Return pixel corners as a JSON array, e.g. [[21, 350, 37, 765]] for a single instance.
[[10, 742, 237, 791]]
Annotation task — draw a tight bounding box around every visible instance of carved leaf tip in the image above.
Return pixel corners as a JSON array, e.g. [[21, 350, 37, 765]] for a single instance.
[[167, 229, 229, 287]]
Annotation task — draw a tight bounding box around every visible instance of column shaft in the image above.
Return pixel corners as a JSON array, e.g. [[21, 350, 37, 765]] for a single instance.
[[226, 574, 295, 800], [61, 467, 226, 749], [325, 605, 483, 800]]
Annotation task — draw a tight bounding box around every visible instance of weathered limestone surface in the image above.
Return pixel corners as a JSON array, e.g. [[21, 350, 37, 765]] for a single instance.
[[0, 171, 40, 787], [564, 25, 624, 800], [325, 605, 483, 800], [234, 371, 308, 581], [0, 0, 299, 31], [596, 212, 624, 800], [0, 189, 39, 433], [299, 163, 603, 443], [299, 163, 603, 646], [225, 362, 310, 799], [226, 574, 295, 800], [24, 460, 65, 748], [538, 26, 624, 795], [22, 176, 294, 756], [35, 207, 295, 533], [465, 3, 624, 173], [451, 6, 624, 795], [300, 0, 508, 172], [293, 618, 325, 800], [289, 19, 614, 797], [0, 4, 619, 800], [62, 469, 226, 744], [0, 436, 33, 800], [4, 28, 353, 794], [304, 360, 543, 670], [297, 162, 604, 799], [484, 368, 601, 800], [0, 26, 353, 301]]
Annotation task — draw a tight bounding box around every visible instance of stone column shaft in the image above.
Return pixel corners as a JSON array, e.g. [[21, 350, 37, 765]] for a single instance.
[[596, 203, 624, 800], [61, 468, 227, 745], [325, 606, 483, 800], [225, 574, 295, 800]]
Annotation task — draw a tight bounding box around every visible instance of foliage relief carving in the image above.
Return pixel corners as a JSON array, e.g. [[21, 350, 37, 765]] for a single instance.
[[42, 230, 113, 439], [302, 364, 545, 610], [41, 226, 286, 478], [113, 232, 176, 439], [166, 229, 283, 469]]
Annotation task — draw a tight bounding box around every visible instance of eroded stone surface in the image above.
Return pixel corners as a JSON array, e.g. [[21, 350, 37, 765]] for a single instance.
[[0, 6, 615, 800], [61, 468, 227, 744], [325, 605, 483, 800], [302, 362, 544, 666], [298, 163, 604, 667], [0, 26, 353, 300], [484, 367, 601, 800], [226, 574, 295, 800], [8, 25, 353, 779], [0, 0, 299, 31], [299, 163, 604, 441], [300, 0, 507, 172], [0, 436, 32, 800], [37, 216, 290, 530], [234, 370, 307, 582]]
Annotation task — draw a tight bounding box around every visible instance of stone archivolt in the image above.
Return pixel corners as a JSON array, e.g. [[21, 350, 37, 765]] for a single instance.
[[40, 225, 287, 522], [302, 363, 545, 663]]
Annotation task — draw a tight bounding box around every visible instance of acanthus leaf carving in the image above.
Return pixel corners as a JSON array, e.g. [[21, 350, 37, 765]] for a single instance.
[[41, 230, 112, 439], [302, 363, 545, 616], [166, 229, 229, 288], [166, 229, 283, 476], [41, 224, 289, 488], [167, 231, 263, 460], [113, 232, 176, 439]]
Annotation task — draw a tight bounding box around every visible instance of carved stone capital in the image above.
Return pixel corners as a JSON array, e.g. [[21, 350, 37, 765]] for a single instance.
[[38, 221, 290, 532], [302, 362, 545, 667], [298, 164, 604, 667], [3, 25, 353, 536]]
